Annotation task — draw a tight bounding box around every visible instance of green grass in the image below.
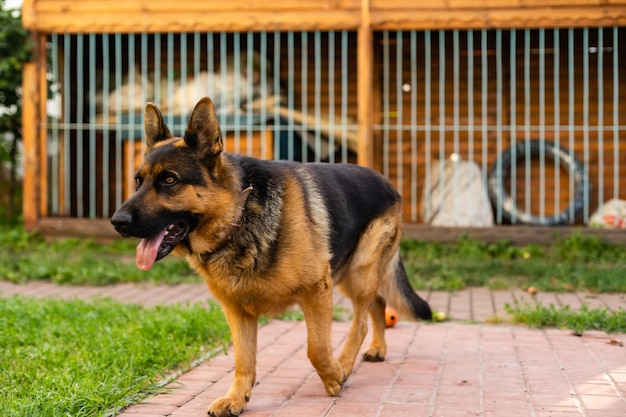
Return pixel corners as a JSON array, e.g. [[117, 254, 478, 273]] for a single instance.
[[0, 296, 230, 417], [402, 234, 626, 293], [0, 226, 198, 285], [1, 226, 626, 293], [505, 299, 626, 335]]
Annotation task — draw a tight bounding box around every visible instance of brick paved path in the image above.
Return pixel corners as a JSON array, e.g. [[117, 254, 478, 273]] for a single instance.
[[1, 281, 624, 322], [1, 281, 625, 416]]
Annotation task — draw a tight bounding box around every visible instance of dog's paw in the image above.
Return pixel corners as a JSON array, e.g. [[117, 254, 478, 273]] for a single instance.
[[362, 346, 386, 362], [207, 396, 247, 417], [322, 375, 345, 397], [320, 363, 347, 397]]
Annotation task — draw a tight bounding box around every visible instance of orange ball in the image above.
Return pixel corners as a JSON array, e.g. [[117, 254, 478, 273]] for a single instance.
[[385, 306, 399, 327]]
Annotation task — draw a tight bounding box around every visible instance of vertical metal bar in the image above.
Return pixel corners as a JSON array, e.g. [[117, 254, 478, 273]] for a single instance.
[[597, 28, 604, 213], [102, 34, 110, 216], [154, 34, 161, 105], [76, 34, 84, 217], [192, 32, 200, 105], [452, 29, 459, 221], [128, 34, 136, 113], [50, 34, 59, 215], [181, 33, 187, 121], [194, 32, 200, 92], [341, 31, 349, 164], [396, 30, 403, 192], [467, 30, 474, 164], [496, 29, 503, 224], [410, 30, 418, 222], [141, 33, 148, 129], [523, 29, 531, 222], [613, 28, 619, 201], [314, 31, 322, 162], [64, 35, 72, 213], [328, 31, 336, 164], [481, 29, 489, 222], [88, 33, 96, 217], [219, 33, 228, 147], [438, 30, 445, 213], [233, 32, 241, 154], [467, 29, 478, 220], [538, 28, 546, 222], [128, 33, 136, 210], [510, 29, 517, 224], [382, 30, 390, 177], [246, 32, 254, 156], [114, 33, 123, 209], [206, 33, 214, 103], [300, 32, 308, 162], [287, 31, 295, 160], [553, 29, 560, 219], [424, 30, 432, 220], [273, 31, 282, 160], [259, 31, 268, 160], [568, 28, 575, 224], [167, 33, 174, 126], [583, 28, 589, 224]]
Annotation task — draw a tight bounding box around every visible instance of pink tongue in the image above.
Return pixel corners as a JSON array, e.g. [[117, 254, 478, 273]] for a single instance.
[[136, 229, 166, 271]]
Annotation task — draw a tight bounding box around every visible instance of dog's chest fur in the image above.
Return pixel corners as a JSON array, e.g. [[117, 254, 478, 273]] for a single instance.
[[185, 162, 332, 316]]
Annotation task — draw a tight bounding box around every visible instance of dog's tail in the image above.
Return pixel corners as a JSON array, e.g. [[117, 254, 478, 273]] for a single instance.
[[383, 251, 432, 321]]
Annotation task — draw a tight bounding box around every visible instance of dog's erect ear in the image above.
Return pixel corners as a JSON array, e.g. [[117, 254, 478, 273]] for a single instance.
[[144, 102, 173, 148], [184, 97, 223, 161]]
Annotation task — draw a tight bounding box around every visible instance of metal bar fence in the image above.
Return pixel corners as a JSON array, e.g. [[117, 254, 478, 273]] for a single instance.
[[42, 28, 624, 226], [44, 31, 358, 218], [374, 27, 624, 227]]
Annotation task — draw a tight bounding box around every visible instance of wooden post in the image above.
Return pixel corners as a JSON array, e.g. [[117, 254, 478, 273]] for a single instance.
[[21, 62, 38, 231], [357, 0, 373, 168]]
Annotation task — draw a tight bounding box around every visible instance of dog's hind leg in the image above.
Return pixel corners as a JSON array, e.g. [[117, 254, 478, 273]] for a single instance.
[[363, 294, 387, 362], [336, 205, 402, 374], [336, 280, 379, 375]]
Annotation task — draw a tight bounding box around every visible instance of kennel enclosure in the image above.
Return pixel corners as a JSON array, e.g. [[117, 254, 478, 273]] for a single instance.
[[20, 0, 626, 243]]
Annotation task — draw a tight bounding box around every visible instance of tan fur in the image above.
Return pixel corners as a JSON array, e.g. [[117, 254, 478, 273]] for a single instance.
[[334, 201, 404, 371]]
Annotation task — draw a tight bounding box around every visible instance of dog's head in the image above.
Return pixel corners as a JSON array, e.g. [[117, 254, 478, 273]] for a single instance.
[[111, 97, 245, 270]]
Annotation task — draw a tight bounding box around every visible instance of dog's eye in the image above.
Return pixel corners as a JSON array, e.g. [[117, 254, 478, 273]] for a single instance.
[[163, 176, 177, 186], [135, 177, 142, 191]]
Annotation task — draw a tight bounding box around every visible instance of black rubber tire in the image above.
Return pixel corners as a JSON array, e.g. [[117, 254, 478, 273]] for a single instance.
[[487, 140, 586, 226]]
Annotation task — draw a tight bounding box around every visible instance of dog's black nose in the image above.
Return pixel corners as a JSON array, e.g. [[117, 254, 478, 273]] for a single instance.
[[111, 211, 132, 233]]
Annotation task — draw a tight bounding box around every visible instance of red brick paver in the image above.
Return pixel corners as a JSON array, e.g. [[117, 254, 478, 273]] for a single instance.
[[114, 321, 625, 417], [1, 281, 625, 417], [2, 281, 623, 323]]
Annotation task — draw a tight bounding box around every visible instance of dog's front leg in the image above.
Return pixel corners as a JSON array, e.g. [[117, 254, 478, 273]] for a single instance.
[[208, 303, 258, 417]]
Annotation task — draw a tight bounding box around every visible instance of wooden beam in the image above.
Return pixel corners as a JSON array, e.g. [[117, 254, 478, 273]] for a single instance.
[[357, 0, 374, 168], [403, 224, 626, 246], [21, 62, 38, 231], [31, 0, 359, 14], [21, 11, 361, 33], [37, 217, 626, 247], [38, 217, 121, 241], [370, 7, 626, 30], [23, 1, 626, 32]]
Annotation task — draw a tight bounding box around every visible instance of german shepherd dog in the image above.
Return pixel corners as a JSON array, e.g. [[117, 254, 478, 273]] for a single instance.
[[111, 97, 431, 417]]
